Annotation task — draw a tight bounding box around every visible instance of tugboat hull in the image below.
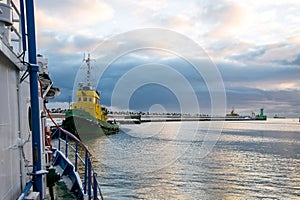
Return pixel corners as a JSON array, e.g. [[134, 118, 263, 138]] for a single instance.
[[62, 111, 119, 140]]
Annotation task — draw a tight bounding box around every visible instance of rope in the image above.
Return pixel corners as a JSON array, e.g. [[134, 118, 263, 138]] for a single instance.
[[43, 102, 93, 156]]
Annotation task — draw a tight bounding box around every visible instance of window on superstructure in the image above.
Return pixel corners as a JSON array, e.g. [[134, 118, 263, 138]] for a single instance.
[[89, 98, 92, 102], [78, 97, 81, 101], [83, 97, 87, 101]]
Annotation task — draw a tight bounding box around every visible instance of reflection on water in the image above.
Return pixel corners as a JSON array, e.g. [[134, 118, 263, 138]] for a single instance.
[[87, 119, 300, 199]]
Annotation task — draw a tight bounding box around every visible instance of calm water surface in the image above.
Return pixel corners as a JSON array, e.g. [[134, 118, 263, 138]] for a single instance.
[[86, 118, 300, 199]]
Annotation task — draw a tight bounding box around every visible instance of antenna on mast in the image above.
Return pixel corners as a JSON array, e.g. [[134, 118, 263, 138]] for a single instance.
[[83, 53, 95, 88]]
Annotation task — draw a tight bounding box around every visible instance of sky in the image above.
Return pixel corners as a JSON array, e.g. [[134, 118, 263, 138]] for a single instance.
[[35, 0, 300, 117]]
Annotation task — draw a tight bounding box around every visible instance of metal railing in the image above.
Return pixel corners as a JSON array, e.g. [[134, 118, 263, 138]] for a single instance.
[[10, 0, 23, 53], [0, 0, 23, 54], [51, 128, 104, 200]]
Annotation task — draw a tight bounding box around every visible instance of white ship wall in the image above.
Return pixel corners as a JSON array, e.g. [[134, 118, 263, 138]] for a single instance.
[[0, 40, 32, 199]]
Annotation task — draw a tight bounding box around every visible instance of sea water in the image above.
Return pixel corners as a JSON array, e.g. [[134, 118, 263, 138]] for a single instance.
[[85, 118, 300, 199]]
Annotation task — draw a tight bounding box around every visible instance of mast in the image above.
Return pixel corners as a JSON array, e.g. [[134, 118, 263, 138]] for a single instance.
[[84, 53, 94, 88]]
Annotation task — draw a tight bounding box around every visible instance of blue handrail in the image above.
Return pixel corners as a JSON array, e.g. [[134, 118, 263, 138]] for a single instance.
[[17, 181, 33, 200]]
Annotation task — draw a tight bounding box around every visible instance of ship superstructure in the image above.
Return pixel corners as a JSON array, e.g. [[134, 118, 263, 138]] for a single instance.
[[0, 1, 103, 199], [0, 1, 48, 199]]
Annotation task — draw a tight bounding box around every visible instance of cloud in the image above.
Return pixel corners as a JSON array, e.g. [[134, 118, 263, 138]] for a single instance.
[[150, 13, 195, 32], [36, 0, 114, 33], [226, 46, 266, 62], [222, 42, 300, 66], [195, 0, 300, 65], [37, 31, 102, 55], [198, 0, 254, 38], [260, 44, 300, 65], [35, 0, 300, 66], [125, 0, 168, 14], [285, 54, 300, 66], [218, 61, 300, 90]]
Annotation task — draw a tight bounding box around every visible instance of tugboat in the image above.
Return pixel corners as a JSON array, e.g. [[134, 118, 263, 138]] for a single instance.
[[225, 107, 245, 120], [62, 54, 119, 140], [226, 107, 240, 117]]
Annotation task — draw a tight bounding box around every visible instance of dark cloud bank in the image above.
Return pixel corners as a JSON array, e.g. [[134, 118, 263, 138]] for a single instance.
[[47, 52, 300, 117]]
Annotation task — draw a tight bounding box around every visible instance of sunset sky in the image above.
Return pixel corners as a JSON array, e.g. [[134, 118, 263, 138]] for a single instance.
[[35, 0, 300, 117]]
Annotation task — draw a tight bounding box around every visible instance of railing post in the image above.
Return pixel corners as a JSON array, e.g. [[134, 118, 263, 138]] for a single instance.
[[65, 134, 68, 158], [75, 141, 78, 172], [51, 128, 58, 139], [88, 157, 92, 199], [84, 150, 88, 194], [58, 129, 61, 151], [93, 173, 97, 200]]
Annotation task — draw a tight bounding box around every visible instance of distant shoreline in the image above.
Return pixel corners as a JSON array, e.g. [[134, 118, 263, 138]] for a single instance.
[[48, 113, 299, 125]]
